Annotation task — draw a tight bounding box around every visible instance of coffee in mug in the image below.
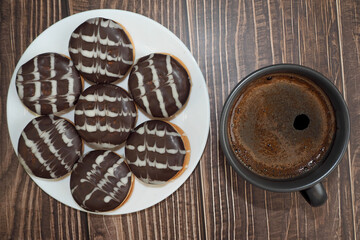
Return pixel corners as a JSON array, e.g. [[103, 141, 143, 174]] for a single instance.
[[227, 73, 336, 179], [220, 64, 350, 207]]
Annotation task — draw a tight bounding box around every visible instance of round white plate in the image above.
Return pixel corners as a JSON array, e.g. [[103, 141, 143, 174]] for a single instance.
[[7, 9, 210, 215]]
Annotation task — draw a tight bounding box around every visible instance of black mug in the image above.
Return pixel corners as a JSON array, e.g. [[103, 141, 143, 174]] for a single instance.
[[219, 64, 350, 207]]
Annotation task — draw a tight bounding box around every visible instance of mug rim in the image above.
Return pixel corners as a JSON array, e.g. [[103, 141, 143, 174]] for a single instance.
[[219, 64, 350, 192]]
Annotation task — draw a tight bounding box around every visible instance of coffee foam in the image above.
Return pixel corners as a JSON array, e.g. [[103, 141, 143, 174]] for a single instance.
[[228, 73, 336, 179]]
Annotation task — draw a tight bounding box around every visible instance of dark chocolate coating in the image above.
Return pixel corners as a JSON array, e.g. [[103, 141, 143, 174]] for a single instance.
[[15, 52, 82, 115], [70, 150, 132, 212], [125, 120, 186, 184], [74, 84, 137, 149], [17, 115, 83, 179], [228, 73, 336, 179], [128, 53, 191, 118], [69, 17, 134, 84]]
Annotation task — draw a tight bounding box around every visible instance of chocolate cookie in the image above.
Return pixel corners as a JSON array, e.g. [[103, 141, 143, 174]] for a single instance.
[[125, 120, 190, 184], [17, 115, 83, 179], [75, 84, 137, 149], [128, 53, 191, 118], [70, 150, 133, 212], [15, 52, 82, 115], [69, 17, 134, 84]]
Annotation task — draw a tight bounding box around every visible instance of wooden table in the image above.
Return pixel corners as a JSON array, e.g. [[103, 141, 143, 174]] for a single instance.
[[1, 0, 359, 239]]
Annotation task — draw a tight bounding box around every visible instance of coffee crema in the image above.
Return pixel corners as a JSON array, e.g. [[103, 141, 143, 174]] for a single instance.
[[228, 73, 336, 179]]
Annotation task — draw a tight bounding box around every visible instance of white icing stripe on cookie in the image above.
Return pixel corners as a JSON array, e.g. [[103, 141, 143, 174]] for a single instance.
[[53, 118, 75, 147], [131, 54, 189, 118], [165, 55, 172, 76], [75, 63, 120, 77], [133, 67, 145, 92], [50, 53, 56, 78], [127, 155, 175, 169], [78, 151, 131, 204], [75, 84, 137, 148], [35, 104, 41, 114], [71, 33, 133, 48], [127, 155, 182, 179], [75, 109, 136, 118], [87, 142, 119, 149], [103, 171, 131, 203], [148, 160, 167, 169], [66, 67, 76, 103], [156, 89, 168, 117], [33, 56, 40, 80], [137, 145, 145, 152], [135, 125, 181, 137], [71, 185, 78, 194], [147, 56, 169, 117], [51, 79, 57, 96], [86, 17, 124, 30], [132, 65, 152, 116], [69, 47, 133, 63], [30, 82, 42, 101], [129, 156, 146, 167], [168, 165, 183, 171], [102, 18, 122, 29], [82, 188, 97, 206], [80, 93, 131, 102], [126, 122, 186, 181], [140, 95, 152, 116], [144, 144, 158, 153], [125, 145, 135, 150], [16, 53, 80, 114], [21, 131, 57, 178], [99, 36, 133, 48], [131, 142, 186, 155], [76, 122, 133, 133], [133, 66, 153, 116], [100, 160, 126, 191], [32, 118, 72, 171], [51, 99, 58, 113], [148, 60, 160, 88], [80, 151, 110, 185], [70, 18, 133, 81], [166, 55, 183, 109]]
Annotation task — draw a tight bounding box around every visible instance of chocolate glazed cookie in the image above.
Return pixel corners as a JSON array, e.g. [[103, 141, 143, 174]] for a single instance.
[[75, 84, 137, 149], [17, 115, 83, 179], [70, 150, 133, 212], [69, 17, 134, 84], [128, 53, 191, 118], [125, 120, 189, 184], [15, 53, 82, 115]]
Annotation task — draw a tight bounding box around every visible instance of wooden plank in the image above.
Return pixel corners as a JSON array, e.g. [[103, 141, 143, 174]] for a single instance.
[[338, 0, 360, 239], [0, 1, 89, 239], [187, 0, 355, 239], [268, 0, 354, 239], [187, 0, 271, 238]]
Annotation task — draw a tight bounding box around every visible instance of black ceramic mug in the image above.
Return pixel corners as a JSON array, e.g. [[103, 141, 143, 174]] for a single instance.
[[219, 64, 350, 207]]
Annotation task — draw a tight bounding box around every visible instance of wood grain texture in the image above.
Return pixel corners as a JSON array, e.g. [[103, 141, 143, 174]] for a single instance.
[[339, 0, 360, 239], [1, 1, 88, 240], [0, 0, 359, 239], [186, 0, 355, 239]]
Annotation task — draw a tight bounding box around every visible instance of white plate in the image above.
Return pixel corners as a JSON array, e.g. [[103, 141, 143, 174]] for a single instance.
[[6, 9, 210, 215]]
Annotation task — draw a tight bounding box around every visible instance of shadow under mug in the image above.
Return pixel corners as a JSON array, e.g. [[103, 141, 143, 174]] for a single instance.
[[219, 64, 350, 207]]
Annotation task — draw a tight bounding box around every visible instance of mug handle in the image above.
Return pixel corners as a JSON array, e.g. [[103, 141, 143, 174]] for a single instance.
[[300, 182, 327, 207]]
